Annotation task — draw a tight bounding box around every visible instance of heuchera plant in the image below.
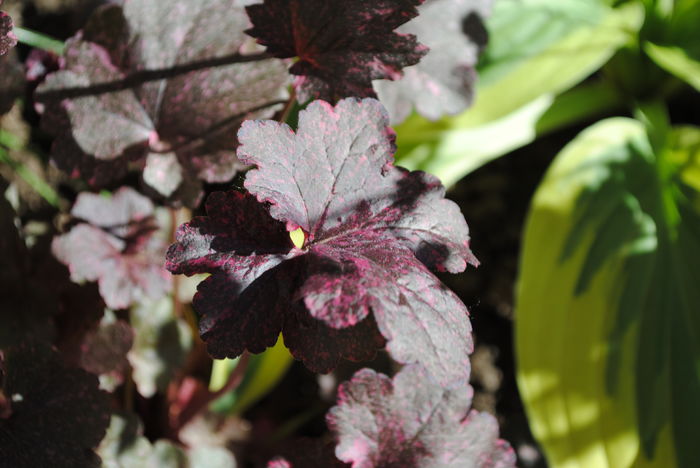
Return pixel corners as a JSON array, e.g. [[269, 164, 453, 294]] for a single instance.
[[0, 0, 15, 56], [1, 0, 515, 466]]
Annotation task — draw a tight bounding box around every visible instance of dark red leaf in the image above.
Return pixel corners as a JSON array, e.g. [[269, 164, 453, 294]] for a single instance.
[[245, 0, 428, 102], [80, 317, 134, 389], [167, 98, 477, 384], [0, 341, 110, 468], [0, 2, 16, 56], [327, 365, 516, 468], [375, 0, 491, 123], [0, 51, 23, 115], [53, 187, 171, 309], [36, 0, 289, 204], [268, 439, 350, 468], [0, 191, 57, 348]]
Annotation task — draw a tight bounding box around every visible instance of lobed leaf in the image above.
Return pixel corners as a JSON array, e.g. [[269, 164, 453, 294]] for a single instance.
[[0, 50, 23, 115], [327, 365, 516, 468], [97, 412, 236, 468], [0, 341, 110, 468], [245, 0, 428, 102], [127, 297, 192, 398], [0, 189, 57, 348], [53, 187, 171, 309], [36, 0, 289, 204], [167, 98, 477, 385], [80, 313, 134, 391], [0, 1, 16, 56], [267, 439, 350, 468], [375, 0, 492, 124]]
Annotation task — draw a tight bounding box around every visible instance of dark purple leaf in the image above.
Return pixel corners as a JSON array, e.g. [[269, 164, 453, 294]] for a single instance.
[[37, 0, 289, 204], [53, 187, 171, 309], [0, 341, 110, 468], [0, 190, 57, 348], [267, 439, 350, 468], [0, 51, 23, 115], [80, 315, 134, 390], [375, 0, 491, 124], [0, 2, 16, 56], [167, 98, 477, 383], [327, 365, 516, 468], [245, 0, 428, 102]]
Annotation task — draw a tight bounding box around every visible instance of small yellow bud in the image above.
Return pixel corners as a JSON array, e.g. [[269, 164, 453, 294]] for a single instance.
[[289, 227, 305, 249]]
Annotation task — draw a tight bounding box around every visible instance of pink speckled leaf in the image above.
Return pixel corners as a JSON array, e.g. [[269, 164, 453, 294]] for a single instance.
[[37, 0, 288, 205], [167, 98, 477, 383], [328, 365, 516, 468], [53, 187, 171, 309], [375, 0, 492, 124], [0, 2, 16, 56], [0, 341, 110, 468], [245, 0, 428, 102]]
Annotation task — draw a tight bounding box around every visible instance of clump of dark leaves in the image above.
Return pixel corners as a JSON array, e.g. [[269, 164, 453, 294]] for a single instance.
[[0, 0, 515, 466]]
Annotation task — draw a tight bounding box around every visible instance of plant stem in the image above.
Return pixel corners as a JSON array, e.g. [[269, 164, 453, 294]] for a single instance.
[[36, 51, 273, 101], [277, 87, 297, 124]]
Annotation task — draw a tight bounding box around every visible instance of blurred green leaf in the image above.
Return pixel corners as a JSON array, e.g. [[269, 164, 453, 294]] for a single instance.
[[640, 0, 700, 91], [13, 27, 64, 55], [516, 117, 700, 467], [644, 43, 700, 91], [127, 297, 192, 398], [98, 413, 236, 468], [0, 130, 61, 208], [394, 0, 642, 186], [210, 335, 293, 415]]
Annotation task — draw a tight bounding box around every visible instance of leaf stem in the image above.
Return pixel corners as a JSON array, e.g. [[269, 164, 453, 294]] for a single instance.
[[173, 353, 250, 430], [36, 51, 273, 101], [277, 87, 297, 124]]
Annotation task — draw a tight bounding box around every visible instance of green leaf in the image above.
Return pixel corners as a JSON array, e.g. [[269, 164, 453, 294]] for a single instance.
[[97, 413, 235, 468], [12, 27, 65, 55], [644, 42, 700, 91], [210, 335, 293, 415], [394, 0, 642, 186], [127, 297, 192, 398], [516, 117, 700, 467]]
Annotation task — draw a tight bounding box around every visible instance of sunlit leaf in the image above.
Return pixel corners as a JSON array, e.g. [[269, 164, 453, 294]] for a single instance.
[[516, 117, 700, 467]]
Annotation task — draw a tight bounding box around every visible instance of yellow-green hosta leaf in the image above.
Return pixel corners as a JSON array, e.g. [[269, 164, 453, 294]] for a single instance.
[[517, 118, 700, 467]]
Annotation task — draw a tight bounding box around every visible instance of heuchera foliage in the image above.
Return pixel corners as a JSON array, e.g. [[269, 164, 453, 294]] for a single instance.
[[0, 342, 110, 468], [36, 0, 289, 204], [167, 98, 478, 385], [327, 365, 516, 468], [2, 0, 512, 465], [245, 0, 428, 102], [0, 0, 15, 56], [53, 187, 171, 310], [375, 0, 491, 124]]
